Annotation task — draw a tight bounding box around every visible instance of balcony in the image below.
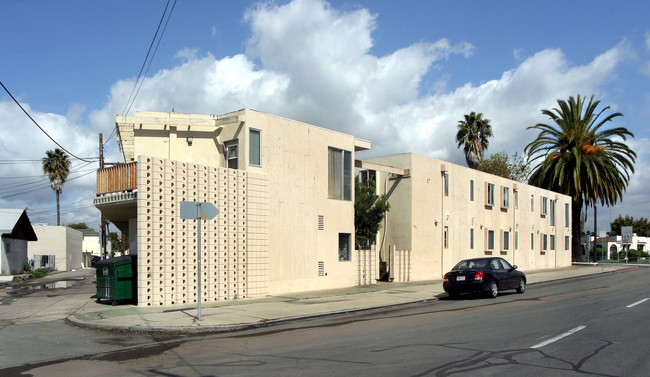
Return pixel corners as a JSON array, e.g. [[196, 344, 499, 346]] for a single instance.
[[96, 162, 137, 195], [95, 162, 137, 230]]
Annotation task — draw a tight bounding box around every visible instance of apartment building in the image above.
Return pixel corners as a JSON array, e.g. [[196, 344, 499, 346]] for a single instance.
[[95, 109, 571, 307]]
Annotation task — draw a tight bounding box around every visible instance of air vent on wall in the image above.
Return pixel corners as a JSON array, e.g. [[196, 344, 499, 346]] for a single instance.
[[318, 215, 324, 231]]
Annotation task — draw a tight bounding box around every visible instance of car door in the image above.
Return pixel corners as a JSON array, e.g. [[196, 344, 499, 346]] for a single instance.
[[488, 258, 507, 286], [497, 258, 517, 289]]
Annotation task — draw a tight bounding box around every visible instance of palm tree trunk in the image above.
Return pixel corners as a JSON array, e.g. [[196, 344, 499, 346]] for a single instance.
[[571, 197, 583, 261], [56, 190, 61, 226]]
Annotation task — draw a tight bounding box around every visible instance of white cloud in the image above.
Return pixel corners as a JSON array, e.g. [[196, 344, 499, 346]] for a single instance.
[[2, 0, 645, 230], [0, 99, 100, 227]]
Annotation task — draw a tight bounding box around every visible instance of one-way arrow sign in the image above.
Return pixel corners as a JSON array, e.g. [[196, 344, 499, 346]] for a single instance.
[[180, 201, 219, 220], [179, 200, 220, 321]]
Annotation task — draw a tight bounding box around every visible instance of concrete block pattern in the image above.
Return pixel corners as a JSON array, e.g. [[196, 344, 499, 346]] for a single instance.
[[136, 156, 269, 306]]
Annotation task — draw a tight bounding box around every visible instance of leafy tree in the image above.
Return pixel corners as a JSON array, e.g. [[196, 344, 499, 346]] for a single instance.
[[42, 149, 71, 226], [610, 215, 650, 237], [67, 222, 90, 230], [455, 112, 493, 169], [108, 232, 124, 255], [525, 95, 636, 260], [477, 151, 531, 182], [354, 177, 390, 248]]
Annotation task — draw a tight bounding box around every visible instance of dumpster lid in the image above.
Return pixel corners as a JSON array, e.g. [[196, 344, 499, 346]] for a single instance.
[[95, 255, 134, 267]]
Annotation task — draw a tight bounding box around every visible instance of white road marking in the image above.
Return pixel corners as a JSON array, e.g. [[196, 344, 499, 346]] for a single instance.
[[531, 326, 586, 349], [626, 298, 649, 308]]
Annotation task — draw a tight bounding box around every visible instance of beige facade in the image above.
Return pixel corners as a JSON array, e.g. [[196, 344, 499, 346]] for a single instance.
[[28, 226, 83, 271], [96, 109, 571, 307], [98, 109, 368, 306], [362, 153, 572, 280]]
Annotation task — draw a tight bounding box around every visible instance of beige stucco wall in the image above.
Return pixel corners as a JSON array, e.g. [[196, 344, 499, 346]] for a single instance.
[[122, 110, 361, 304], [364, 153, 572, 279], [29, 226, 83, 271], [242, 110, 358, 294]]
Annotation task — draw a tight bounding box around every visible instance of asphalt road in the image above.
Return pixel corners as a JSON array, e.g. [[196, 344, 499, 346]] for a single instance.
[[0, 267, 648, 377]]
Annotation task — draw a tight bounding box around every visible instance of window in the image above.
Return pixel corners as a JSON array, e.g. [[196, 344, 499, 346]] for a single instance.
[[470, 228, 474, 249], [550, 199, 556, 226], [359, 170, 376, 184], [501, 186, 510, 209], [565, 203, 570, 228], [542, 234, 548, 251], [470, 180, 475, 201], [550, 235, 556, 250], [565, 235, 570, 250], [515, 231, 519, 250], [531, 233, 534, 250], [444, 173, 449, 197], [541, 197, 548, 216], [487, 230, 495, 250], [531, 195, 535, 211], [486, 183, 495, 206], [338, 233, 351, 261], [249, 129, 261, 166], [226, 142, 238, 169], [444, 226, 449, 248], [328, 147, 352, 200], [502, 230, 510, 250]]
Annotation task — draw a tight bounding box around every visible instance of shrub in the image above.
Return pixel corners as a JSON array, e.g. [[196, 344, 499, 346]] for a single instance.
[[31, 268, 47, 279]]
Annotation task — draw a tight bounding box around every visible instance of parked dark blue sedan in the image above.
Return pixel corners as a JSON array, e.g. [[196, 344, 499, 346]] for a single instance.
[[443, 257, 526, 299]]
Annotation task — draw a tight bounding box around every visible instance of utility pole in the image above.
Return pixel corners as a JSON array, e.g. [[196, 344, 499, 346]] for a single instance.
[[99, 133, 107, 259]]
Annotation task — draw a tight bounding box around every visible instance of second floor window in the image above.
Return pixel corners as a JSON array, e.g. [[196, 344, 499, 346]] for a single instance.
[[226, 142, 238, 169], [249, 129, 261, 166], [486, 183, 495, 206], [328, 147, 351, 200]]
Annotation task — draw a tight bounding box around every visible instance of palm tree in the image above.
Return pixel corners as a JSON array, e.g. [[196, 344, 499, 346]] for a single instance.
[[42, 149, 71, 226], [525, 95, 636, 260], [455, 112, 493, 169]]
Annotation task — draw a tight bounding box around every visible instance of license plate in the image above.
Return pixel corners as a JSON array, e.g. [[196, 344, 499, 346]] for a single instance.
[[456, 275, 465, 281]]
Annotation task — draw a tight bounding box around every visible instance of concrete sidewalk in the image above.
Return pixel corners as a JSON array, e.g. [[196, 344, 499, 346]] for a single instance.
[[67, 264, 633, 334]]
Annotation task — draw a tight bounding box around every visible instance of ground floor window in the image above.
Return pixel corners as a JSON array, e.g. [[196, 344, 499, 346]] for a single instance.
[[338, 233, 351, 261]]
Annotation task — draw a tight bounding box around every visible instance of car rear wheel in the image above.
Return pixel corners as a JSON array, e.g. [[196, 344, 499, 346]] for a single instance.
[[516, 278, 526, 294], [487, 281, 498, 298]]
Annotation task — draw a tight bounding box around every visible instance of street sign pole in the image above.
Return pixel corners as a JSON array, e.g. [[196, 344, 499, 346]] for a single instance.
[[197, 206, 202, 321], [180, 201, 219, 321]]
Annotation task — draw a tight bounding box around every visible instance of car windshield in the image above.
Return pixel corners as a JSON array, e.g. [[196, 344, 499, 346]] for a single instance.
[[453, 259, 489, 270]]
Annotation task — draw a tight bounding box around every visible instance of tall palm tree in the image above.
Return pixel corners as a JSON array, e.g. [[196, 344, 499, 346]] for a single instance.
[[525, 95, 636, 260], [42, 148, 71, 226], [456, 112, 493, 169]]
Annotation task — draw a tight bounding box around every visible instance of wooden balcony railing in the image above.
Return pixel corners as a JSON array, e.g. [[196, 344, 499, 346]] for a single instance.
[[96, 162, 137, 195]]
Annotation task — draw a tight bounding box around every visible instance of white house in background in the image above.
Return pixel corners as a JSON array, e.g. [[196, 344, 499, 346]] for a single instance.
[[80, 228, 102, 256], [0, 209, 37, 275], [583, 233, 648, 260], [28, 226, 83, 271]]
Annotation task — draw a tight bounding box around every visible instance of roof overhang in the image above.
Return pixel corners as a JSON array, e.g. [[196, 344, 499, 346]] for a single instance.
[[355, 160, 409, 177]]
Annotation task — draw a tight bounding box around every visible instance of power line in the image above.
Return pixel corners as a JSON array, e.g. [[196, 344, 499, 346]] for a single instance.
[[0, 80, 99, 163], [120, 0, 176, 117]]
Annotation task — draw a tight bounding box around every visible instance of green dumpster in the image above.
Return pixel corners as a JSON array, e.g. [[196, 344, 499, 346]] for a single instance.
[[95, 255, 137, 305]]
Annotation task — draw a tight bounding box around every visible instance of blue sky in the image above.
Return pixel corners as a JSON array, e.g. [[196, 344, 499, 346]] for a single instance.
[[1, 0, 649, 233]]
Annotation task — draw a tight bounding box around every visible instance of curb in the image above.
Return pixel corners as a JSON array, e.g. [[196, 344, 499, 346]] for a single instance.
[[66, 297, 438, 334]]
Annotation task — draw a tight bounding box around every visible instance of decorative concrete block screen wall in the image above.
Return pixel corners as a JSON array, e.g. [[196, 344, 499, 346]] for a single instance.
[[137, 156, 269, 306], [355, 247, 377, 285]]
